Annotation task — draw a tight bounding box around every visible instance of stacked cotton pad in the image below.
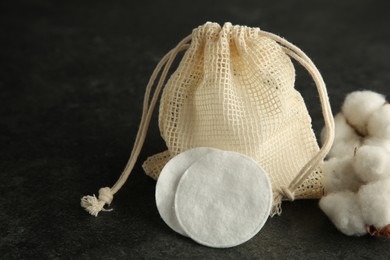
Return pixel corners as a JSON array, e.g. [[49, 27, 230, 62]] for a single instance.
[[155, 147, 273, 248]]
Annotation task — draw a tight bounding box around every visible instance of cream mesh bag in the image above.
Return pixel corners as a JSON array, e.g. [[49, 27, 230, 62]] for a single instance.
[[81, 22, 335, 217]]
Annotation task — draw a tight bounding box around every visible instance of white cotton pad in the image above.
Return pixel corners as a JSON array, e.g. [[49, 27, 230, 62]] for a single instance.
[[155, 147, 217, 236], [174, 150, 272, 248]]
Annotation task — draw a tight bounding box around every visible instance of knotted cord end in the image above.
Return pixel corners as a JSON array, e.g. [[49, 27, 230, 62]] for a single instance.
[[81, 187, 114, 217], [270, 187, 295, 217], [281, 186, 295, 201]]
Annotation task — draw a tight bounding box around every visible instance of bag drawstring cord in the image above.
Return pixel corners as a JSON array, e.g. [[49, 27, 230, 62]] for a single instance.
[[259, 31, 335, 215], [81, 36, 191, 216]]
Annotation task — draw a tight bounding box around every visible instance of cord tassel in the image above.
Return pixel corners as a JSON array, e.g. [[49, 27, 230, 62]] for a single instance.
[[81, 187, 113, 217]]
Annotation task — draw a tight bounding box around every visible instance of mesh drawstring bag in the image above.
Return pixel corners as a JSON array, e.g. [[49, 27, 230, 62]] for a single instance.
[[81, 22, 335, 217]]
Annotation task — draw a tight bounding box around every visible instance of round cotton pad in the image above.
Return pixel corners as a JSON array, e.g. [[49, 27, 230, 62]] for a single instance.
[[155, 147, 217, 235], [175, 150, 272, 248]]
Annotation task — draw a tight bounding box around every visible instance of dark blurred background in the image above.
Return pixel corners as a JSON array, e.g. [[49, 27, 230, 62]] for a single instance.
[[1, 0, 390, 258]]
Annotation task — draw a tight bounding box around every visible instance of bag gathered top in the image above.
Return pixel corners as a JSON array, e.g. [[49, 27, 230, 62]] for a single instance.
[[81, 22, 335, 218]]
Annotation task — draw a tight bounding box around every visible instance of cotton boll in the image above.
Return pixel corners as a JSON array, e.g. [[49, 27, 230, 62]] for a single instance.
[[353, 145, 390, 183], [364, 138, 390, 152], [358, 178, 390, 229], [327, 113, 360, 142], [326, 141, 359, 159], [323, 156, 362, 194], [342, 91, 386, 136], [319, 191, 366, 236], [326, 138, 362, 159], [367, 104, 390, 140], [322, 113, 362, 158]]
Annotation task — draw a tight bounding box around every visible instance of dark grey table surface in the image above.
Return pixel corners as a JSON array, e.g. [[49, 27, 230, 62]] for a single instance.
[[2, 0, 390, 259]]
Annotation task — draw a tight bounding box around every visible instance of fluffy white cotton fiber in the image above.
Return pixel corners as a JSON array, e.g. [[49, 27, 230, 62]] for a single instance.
[[320, 90, 390, 236], [319, 191, 366, 236], [358, 179, 390, 228], [341, 90, 385, 136], [365, 104, 390, 152], [353, 146, 390, 183], [322, 156, 362, 193], [321, 113, 362, 158], [367, 105, 390, 140]]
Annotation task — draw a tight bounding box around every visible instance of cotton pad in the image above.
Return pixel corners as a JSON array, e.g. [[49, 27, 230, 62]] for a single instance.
[[155, 147, 216, 235], [174, 150, 272, 248]]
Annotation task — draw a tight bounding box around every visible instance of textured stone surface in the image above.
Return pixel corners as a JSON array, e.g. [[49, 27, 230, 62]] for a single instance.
[[1, 0, 390, 258]]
